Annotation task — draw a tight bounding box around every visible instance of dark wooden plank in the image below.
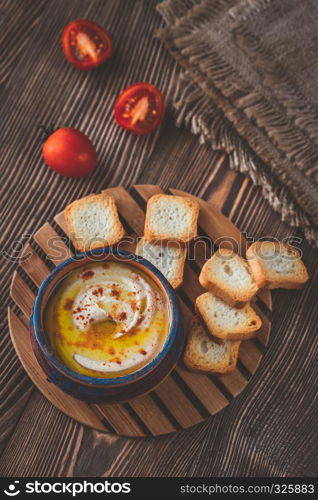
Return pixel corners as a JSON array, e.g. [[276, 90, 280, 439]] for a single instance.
[[0, 389, 85, 477], [1, 0, 317, 479], [0, 333, 34, 456]]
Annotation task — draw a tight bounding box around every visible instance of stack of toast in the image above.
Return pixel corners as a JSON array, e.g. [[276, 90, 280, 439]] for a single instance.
[[136, 194, 199, 288], [64, 192, 309, 377], [185, 244, 308, 374], [65, 194, 125, 251], [65, 192, 199, 289]]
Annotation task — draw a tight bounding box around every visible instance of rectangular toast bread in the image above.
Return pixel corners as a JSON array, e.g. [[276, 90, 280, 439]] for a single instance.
[[65, 194, 125, 252], [246, 241, 309, 289], [184, 316, 240, 374], [195, 292, 262, 342], [199, 248, 259, 307], [144, 194, 199, 243], [135, 238, 187, 289]]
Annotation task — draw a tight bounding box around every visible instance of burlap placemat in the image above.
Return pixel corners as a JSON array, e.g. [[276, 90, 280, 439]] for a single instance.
[[157, 0, 318, 247]]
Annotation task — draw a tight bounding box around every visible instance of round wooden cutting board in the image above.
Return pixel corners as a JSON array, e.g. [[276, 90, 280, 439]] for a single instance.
[[8, 185, 271, 437]]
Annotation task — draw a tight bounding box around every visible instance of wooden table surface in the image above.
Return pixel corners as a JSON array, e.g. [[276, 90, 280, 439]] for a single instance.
[[1, 0, 317, 477]]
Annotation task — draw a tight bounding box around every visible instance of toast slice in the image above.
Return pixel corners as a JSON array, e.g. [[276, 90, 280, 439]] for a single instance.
[[136, 238, 187, 289], [184, 316, 240, 374], [65, 194, 125, 252], [144, 194, 199, 243], [195, 292, 262, 342], [199, 248, 259, 307], [246, 241, 309, 289]]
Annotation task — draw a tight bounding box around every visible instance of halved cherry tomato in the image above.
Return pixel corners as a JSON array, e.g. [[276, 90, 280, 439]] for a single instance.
[[62, 20, 112, 70], [114, 83, 164, 134], [42, 128, 97, 178]]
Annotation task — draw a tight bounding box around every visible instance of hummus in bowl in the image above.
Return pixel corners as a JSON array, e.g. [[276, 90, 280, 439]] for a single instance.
[[30, 248, 183, 403], [45, 261, 170, 378]]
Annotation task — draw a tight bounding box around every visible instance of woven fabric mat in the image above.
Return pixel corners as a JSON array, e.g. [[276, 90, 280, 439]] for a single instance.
[[157, 0, 318, 247]]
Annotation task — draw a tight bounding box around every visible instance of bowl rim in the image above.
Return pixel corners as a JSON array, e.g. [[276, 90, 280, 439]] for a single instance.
[[32, 247, 182, 386]]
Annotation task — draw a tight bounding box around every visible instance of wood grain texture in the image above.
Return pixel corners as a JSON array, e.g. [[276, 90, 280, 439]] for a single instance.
[[1, 0, 317, 478]]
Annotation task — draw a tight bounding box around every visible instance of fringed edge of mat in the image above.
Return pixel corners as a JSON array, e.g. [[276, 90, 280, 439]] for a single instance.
[[157, 1, 318, 223], [172, 73, 318, 248], [156, 0, 318, 248]]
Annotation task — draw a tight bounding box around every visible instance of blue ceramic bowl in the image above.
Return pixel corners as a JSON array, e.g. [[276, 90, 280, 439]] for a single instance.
[[30, 247, 184, 404]]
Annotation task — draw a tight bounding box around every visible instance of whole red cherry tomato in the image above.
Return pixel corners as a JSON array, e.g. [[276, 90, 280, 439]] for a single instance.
[[42, 128, 97, 178], [62, 19, 112, 70], [114, 83, 164, 134]]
